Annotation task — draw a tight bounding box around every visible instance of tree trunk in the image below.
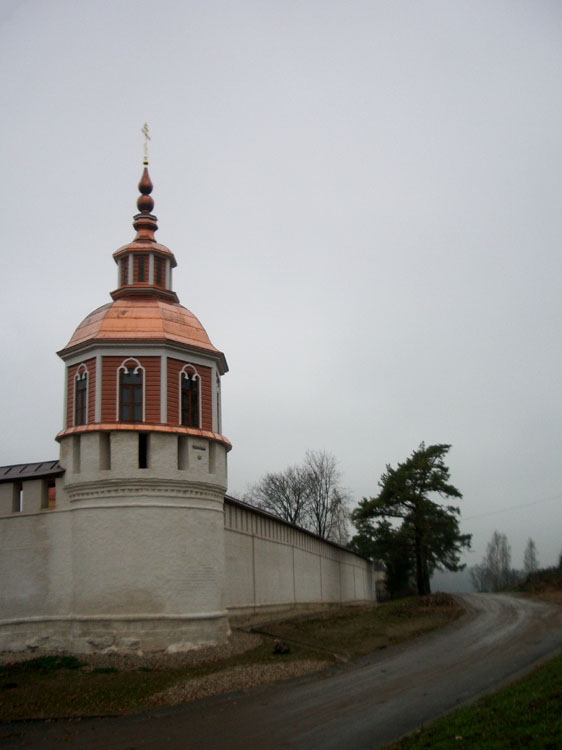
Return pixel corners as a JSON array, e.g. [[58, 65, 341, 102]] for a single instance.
[[414, 529, 425, 595], [422, 551, 431, 595], [414, 523, 431, 596]]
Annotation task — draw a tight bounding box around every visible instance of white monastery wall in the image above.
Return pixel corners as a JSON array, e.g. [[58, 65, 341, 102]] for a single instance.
[[0, 469, 377, 653], [224, 498, 376, 615]]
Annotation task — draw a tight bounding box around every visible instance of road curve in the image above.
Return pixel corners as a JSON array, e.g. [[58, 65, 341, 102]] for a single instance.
[[1, 594, 561, 749]]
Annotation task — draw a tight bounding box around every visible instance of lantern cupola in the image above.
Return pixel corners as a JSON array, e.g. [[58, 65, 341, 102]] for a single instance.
[[111, 161, 179, 303]]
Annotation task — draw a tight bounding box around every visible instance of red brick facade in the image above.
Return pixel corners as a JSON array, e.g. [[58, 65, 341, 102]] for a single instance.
[[66, 358, 96, 428], [100, 356, 160, 423], [167, 358, 212, 430], [66, 355, 216, 429]]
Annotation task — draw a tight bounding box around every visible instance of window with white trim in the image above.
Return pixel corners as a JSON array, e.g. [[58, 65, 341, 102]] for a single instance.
[[74, 365, 88, 426], [118, 359, 144, 422], [179, 365, 200, 428]]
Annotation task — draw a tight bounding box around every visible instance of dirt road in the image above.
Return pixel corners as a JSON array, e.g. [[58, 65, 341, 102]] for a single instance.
[[1, 594, 561, 749]]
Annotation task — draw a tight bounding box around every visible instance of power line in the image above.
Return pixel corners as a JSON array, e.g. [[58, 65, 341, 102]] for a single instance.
[[464, 493, 562, 521]]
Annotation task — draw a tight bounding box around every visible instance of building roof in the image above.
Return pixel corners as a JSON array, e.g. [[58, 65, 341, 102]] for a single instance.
[[59, 297, 227, 370], [0, 461, 63, 484]]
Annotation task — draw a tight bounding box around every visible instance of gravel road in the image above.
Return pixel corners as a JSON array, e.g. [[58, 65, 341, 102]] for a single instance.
[[1, 593, 561, 749]]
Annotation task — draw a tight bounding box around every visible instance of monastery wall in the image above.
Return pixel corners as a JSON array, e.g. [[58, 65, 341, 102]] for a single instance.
[[0, 473, 377, 654], [224, 498, 377, 616]]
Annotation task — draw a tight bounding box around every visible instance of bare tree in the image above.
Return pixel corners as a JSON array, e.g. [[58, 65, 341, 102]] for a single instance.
[[244, 464, 309, 527], [303, 450, 349, 543], [523, 538, 539, 575], [245, 450, 350, 543], [470, 530, 514, 592]]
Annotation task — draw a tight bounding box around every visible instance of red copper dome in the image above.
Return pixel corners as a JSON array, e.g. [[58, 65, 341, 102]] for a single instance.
[[58, 297, 227, 372]]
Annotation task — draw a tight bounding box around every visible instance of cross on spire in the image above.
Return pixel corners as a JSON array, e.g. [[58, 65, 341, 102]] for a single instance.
[[141, 122, 150, 165]]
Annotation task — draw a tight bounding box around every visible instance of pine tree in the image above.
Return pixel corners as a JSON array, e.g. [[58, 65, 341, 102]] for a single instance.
[[352, 443, 471, 595]]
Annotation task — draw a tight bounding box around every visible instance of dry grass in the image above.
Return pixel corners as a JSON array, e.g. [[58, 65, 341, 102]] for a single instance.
[[257, 593, 463, 660]]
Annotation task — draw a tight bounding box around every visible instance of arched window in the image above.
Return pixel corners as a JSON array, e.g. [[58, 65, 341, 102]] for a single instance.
[[179, 365, 200, 428], [74, 365, 88, 426], [118, 359, 144, 422]]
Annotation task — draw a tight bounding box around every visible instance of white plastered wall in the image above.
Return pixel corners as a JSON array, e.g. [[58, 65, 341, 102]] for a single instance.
[[0, 430, 230, 654], [224, 500, 377, 615]]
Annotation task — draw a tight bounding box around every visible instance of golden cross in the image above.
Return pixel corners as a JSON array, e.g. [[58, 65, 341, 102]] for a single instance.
[[141, 122, 151, 164]]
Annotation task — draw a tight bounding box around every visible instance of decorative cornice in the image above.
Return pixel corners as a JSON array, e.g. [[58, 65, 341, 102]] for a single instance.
[[63, 476, 227, 502], [110, 286, 179, 303], [58, 338, 228, 375], [56, 423, 232, 450]]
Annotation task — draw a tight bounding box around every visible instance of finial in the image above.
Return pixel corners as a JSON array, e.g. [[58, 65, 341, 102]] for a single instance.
[[137, 124, 154, 214], [141, 122, 150, 166]]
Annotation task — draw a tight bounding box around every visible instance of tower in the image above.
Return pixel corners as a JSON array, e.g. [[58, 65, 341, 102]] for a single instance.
[[54, 159, 231, 653]]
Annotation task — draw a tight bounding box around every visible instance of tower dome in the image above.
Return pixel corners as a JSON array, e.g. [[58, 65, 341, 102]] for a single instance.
[[61, 298, 226, 369]]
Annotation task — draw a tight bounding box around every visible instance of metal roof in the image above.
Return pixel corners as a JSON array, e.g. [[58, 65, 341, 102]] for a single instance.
[[0, 461, 63, 483]]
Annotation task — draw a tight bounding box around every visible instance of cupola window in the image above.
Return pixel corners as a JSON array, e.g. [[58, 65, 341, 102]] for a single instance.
[[180, 366, 200, 428], [155, 258, 163, 286], [118, 359, 144, 422], [137, 255, 147, 283], [120, 257, 129, 286], [74, 366, 88, 426]]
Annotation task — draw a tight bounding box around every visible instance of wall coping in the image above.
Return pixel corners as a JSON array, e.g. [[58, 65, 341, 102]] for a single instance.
[[224, 494, 372, 563]]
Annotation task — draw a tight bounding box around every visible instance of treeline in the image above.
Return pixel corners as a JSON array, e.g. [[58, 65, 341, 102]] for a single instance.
[[245, 443, 472, 598], [244, 442, 562, 600], [470, 531, 562, 592]]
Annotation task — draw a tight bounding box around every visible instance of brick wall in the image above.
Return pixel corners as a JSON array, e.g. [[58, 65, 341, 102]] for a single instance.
[[101, 356, 160, 423]]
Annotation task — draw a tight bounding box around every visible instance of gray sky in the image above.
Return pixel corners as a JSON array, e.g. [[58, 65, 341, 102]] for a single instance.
[[1, 0, 561, 570]]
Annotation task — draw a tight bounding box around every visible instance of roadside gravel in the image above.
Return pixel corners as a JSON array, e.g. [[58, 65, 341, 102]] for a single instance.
[[149, 659, 329, 706], [0, 631, 331, 707]]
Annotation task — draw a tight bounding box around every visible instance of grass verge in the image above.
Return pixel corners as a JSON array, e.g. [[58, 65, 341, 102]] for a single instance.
[[384, 652, 562, 750], [256, 592, 463, 660], [0, 594, 461, 720]]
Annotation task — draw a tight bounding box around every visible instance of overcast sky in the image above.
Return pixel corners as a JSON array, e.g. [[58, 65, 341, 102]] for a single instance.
[[1, 0, 561, 570]]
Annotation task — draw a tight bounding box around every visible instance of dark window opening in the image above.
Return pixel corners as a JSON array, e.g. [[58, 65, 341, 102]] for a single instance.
[[72, 435, 81, 473], [120, 367, 143, 422], [75, 375, 87, 425], [138, 255, 146, 282], [121, 257, 129, 286], [156, 258, 163, 286], [100, 432, 111, 470], [181, 373, 199, 428], [46, 480, 56, 509], [177, 435, 189, 470], [139, 433, 149, 469], [13, 482, 22, 513]]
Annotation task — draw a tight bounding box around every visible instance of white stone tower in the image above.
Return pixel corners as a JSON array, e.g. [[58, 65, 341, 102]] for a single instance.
[[54, 158, 231, 653]]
